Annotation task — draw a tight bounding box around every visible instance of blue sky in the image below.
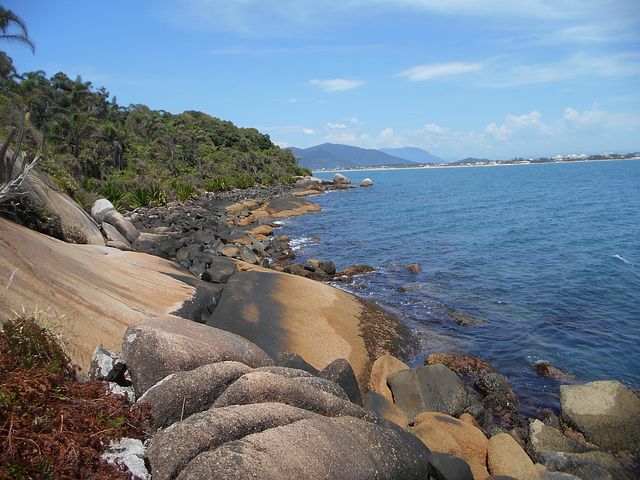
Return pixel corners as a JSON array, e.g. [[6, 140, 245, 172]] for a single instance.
[[3, 0, 639, 160]]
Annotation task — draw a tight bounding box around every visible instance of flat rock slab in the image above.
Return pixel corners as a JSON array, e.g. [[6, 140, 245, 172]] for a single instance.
[[0, 218, 217, 368], [387, 364, 469, 422], [123, 316, 273, 397], [560, 380, 640, 452], [205, 266, 373, 389], [263, 196, 322, 218]]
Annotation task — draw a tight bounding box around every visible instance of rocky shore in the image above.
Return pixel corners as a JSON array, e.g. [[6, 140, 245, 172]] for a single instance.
[[1, 171, 639, 479]]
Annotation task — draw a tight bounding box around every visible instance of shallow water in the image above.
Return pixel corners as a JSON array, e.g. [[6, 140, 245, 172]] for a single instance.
[[277, 159, 640, 415]]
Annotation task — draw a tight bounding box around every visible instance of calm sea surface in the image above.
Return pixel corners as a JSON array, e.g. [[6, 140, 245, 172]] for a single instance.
[[277, 159, 640, 415]]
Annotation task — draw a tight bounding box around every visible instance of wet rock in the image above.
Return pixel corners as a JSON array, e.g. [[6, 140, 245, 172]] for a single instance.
[[387, 364, 469, 422], [406, 263, 421, 273], [446, 309, 488, 327], [122, 316, 273, 397], [317, 260, 336, 275], [333, 264, 376, 282], [560, 380, 640, 452]]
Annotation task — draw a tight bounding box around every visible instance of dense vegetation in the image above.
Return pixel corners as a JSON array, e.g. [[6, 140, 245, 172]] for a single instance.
[[0, 50, 309, 211]]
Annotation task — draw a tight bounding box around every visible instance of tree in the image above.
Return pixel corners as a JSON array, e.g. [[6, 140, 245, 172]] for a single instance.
[[0, 7, 35, 53]]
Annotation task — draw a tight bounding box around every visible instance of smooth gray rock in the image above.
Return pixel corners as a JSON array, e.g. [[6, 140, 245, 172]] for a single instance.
[[318, 358, 362, 405], [387, 364, 469, 421], [212, 371, 383, 425], [427, 452, 473, 480], [91, 198, 117, 224], [103, 209, 139, 243], [101, 221, 130, 246], [137, 361, 253, 431], [363, 391, 409, 428], [122, 316, 273, 397], [360, 177, 373, 187], [535, 450, 623, 480], [147, 403, 317, 480], [201, 258, 236, 284], [528, 419, 593, 460], [560, 380, 640, 452], [333, 173, 351, 185], [177, 414, 431, 480]]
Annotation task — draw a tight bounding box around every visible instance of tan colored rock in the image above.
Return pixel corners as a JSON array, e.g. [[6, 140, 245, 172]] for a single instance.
[[413, 422, 464, 458], [226, 203, 246, 215], [414, 412, 488, 467], [369, 354, 409, 403], [249, 224, 274, 236], [237, 216, 251, 226], [263, 197, 322, 218], [220, 245, 240, 257], [0, 218, 214, 369], [362, 391, 409, 428], [459, 412, 482, 430], [488, 432, 540, 480], [464, 457, 490, 480]]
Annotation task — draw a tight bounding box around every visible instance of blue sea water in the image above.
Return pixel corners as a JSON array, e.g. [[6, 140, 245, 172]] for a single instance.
[[277, 159, 640, 415]]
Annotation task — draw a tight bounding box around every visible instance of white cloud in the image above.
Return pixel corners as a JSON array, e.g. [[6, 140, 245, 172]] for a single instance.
[[483, 111, 552, 141], [326, 122, 347, 129], [398, 62, 484, 81], [303, 128, 315, 135], [560, 104, 605, 133], [309, 79, 365, 92]]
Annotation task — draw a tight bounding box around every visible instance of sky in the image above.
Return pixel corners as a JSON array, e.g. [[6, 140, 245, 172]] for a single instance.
[[3, 0, 640, 160]]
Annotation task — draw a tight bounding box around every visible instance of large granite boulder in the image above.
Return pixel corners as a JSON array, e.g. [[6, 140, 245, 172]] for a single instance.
[[261, 196, 322, 218], [91, 198, 116, 224], [360, 177, 373, 187], [369, 354, 409, 403], [559, 380, 640, 452], [137, 361, 253, 431], [427, 452, 474, 480], [175, 412, 431, 480], [318, 358, 362, 405], [488, 433, 540, 480], [19, 171, 105, 245], [414, 411, 489, 467], [103, 210, 139, 244], [333, 172, 351, 185], [0, 218, 218, 368], [362, 391, 409, 428], [122, 316, 273, 397], [387, 364, 469, 421]]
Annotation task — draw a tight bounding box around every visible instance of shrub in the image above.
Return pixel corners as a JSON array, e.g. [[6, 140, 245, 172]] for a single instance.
[[100, 183, 125, 210]]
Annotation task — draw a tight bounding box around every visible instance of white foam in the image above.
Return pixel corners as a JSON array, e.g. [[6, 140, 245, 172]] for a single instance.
[[612, 254, 631, 264]]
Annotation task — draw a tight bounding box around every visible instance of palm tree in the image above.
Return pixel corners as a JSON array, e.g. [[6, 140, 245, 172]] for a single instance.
[[0, 7, 35, 53]]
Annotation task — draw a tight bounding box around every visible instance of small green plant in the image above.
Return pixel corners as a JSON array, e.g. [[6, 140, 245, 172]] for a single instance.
[[233, 173, 254, 189], [81, 177, 99, 193], [100, 183, 125, 210], [203, 176, 231, 192], [149, 183, 167, 206], [127, 186, 152, 209], [173, 181, 198, 201]]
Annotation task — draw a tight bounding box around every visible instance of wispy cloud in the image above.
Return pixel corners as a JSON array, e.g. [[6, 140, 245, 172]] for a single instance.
[[326, 122, 347, 129], [309, 79, 365, 92], [398, 62, 484, 81]]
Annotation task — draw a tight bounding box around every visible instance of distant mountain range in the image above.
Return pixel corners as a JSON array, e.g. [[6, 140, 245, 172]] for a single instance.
[[288, 143, 443, 170]]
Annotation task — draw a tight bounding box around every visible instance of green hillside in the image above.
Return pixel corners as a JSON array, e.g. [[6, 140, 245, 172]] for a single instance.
[[0, 50, 309, 210]]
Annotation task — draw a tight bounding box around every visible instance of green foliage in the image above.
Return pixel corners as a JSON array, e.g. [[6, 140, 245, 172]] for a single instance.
[[100, 182, 125, 210], [172, 180, 198, 201], [0, 51, 312, 209]]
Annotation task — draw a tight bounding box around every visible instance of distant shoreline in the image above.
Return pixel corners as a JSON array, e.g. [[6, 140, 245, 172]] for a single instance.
[[312, 155, 640, 174]]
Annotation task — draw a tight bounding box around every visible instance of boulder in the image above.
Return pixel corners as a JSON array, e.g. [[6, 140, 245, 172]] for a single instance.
[[559, 380, 640, 452], [488, 433, 540, 480], [318, 358, 362, 405], [427, 452, 474, 480], [103, 210, 139, 244], [369, 354, 409, 403], [305, 259, 319, 271], [88, 343, 124, 381], [18, 171, 105, 245], [360, 177, 373, 187], [406, 263, 421, 273], [101, 222, 130, 246], [91, 198, 117, 224], [0, 218, 219, 369], [413, 422, 464, 458], [122, 316, 273, 397], [318, 260, 336, 275], [362, 391, 409, 428], [177, 414, 431, 480], [101, 437, 149, 480], [201, 257, 236, 283], [387, 364, 469, 421], [414, 412, 489, 467], [527, 419, 593, 461], [263, 196, 322, 218], [333, 173, 351, 185], [212, 371, 382, 425], [534, 449, 624, 480], [147, 403, 318, 480], [137, 361, 253, 431]]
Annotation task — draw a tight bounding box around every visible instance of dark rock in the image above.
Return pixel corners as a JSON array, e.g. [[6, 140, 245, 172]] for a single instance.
[[275, 351, 320, 375], [201, 257, 236, 284], [137, 361, 253, 431], [304, 259, 318, 271], [105, 362, 130, 387], [387, 364, 469, 422], [318, 358, 362, 405], [333, 264, 375, 282], [428, 451, 473, 480], [317, 260, 336, 275], [176, 413, 431, 480], [240, 246, 259, 264], [284, 263, 309, 276], [122, 316, 273, 397], [446, 309, 488, 327]]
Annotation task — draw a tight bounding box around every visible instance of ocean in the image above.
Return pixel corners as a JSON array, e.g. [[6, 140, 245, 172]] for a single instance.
[[276, 159, 640, 416]]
